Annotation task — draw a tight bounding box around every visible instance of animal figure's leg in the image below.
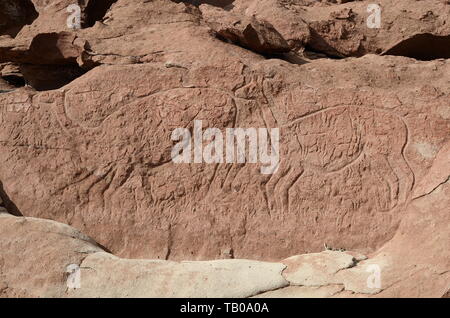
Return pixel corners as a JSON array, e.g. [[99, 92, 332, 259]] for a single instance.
[[222, 163, 243, 192], [387, 120, 415, 205], [366, 113, 414, 209], [370, 154, 400, 211], [265, 159, 289, 211], [278, 165, 305, 215], [266, 126, 306, 214], [388, 152, 414, 205]]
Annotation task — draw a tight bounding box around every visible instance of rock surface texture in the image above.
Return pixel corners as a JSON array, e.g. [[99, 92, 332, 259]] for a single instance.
[[0, 0, 448, 298]]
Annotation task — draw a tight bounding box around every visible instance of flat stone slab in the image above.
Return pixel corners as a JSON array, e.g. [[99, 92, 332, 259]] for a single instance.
[[282, 251, 357, 286], [69, 252, 289, 298]]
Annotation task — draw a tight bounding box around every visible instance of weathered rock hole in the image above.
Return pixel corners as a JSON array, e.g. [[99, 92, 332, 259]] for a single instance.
[[0, 0, 39, 38], [383, 33, 450, 61], [83, 0, 118, 28]]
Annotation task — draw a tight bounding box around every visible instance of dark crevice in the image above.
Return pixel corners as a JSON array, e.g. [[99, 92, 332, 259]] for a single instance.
[[0, 181, 23, 217], [19, 64, 87, 91], [305, 28, 346, 59], [212, 21, 343, 61], [303, 47, 345, 60], [172, 0, 235, 10], [0, 0, 39, 38], [82, 0, 118, 28], [265, 52, 309, 65], [95, 241, 113, 254], [213, 32, 308, 64], [383, 33, 450, 61], [1, 74, 25, 87]]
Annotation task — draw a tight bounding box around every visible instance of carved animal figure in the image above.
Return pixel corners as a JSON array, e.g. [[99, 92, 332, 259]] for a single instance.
[[266, 106, 414, 214]]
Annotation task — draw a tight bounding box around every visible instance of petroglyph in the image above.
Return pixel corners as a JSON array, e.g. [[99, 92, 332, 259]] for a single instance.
[[267, 106, 414, 214]]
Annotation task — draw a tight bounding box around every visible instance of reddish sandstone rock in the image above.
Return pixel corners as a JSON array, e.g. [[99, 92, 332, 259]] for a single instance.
[[0, 213, 290, 298], [0, 0, 448, 298], [0, 176, 448, 298], [232, 0, 450, 58], [228, 0, 311, 50], [200, 4, 291, 54], [0, 0, 448, 263], [0, 213, 104, 297]]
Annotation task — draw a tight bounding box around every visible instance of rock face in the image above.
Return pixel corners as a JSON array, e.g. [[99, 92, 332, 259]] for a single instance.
[[1, 170, 448, 298], [0, 0, 39, 38], [200, 4, 290, 54], [232, 0, 450, 58], [0, 213, 104, 297], [0, 0, 448, 298]]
